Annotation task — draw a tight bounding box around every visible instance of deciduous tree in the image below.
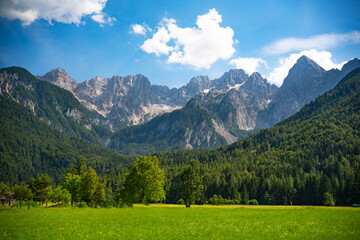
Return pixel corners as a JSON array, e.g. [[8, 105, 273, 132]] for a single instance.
[[62, 173, 81, 205], [12, 183, 33, 208], [179, 160, 203, 207], [80, 167, 98, 204], [121, 156, 166, 205]]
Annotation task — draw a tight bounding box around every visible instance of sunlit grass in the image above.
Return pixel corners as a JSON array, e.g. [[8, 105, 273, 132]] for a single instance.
[[1, 204, 359, 239]]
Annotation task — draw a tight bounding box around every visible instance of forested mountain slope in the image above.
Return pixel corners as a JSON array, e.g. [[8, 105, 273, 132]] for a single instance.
[[0, 67, 107, 145], [156, 68, 360, 205], [0, 94, 132, 185]]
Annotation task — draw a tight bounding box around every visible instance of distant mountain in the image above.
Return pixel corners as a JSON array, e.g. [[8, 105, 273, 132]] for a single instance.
[[109, 98, 246, 155], [37, 67, 77, 92], [35, 57, 360, 154], [38, 68, 278, 131], [256, 56, 360, 128], [108, 71, 277, 155], [0, 92, 132, 185], [0, 67, 106, 145], [156, 67, 360, 205]]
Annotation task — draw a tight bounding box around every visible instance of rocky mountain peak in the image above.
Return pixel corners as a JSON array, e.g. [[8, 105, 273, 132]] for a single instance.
[[214, 69, 248, 89], [340, 58, 360, 76], [281, 55, 325, 91], [188, 75, 211, 90], [37, 68, 77, 92], [293, 55, 324, 72], [249, 72, 263, 80]]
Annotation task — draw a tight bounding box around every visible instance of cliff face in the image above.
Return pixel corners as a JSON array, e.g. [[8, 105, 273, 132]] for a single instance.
[[38, 67, 277, 131], [256, 57, 360, 128], [35, 57, 360, 153]]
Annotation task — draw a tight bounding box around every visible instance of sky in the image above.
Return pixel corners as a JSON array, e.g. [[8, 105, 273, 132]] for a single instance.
[[0, 0, 359, 87]]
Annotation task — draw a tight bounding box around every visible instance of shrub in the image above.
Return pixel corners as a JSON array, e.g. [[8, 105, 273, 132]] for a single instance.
[[78, 201, 88, 208], [177, 199, 185, 205], [248, 199, 259, 205], [119, 202, 129, 208], [88, 201, 97, 208], [324, 192, 335, 206], [209, 195, 224, 205], [26, 200, 39, 208], [11, 201, 24, 208], [102, 200, 114, 208]]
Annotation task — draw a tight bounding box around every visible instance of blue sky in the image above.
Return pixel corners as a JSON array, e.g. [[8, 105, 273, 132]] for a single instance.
[[0, 0, 359, 87]]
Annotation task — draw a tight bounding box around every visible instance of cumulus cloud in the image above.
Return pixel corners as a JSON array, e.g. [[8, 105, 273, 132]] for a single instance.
[[0, 0, 113, 26], [91, 14, 116, 27], [229, 57, 267, 75], [141, 27, 174, 56], [131, 24, 151, 35], [267, 49, 346, 86], [263, 31, 360, 55], [140, 9, 235, 69]]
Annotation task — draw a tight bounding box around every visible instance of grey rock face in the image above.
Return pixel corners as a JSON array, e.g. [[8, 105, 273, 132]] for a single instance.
[[37, 68, 77, 92], [38, 67, 278, 131], [37, 56, 359, 152], [256, 56, 360, 128]]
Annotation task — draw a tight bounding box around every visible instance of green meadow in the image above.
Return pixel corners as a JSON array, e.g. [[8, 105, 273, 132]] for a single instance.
[[1, 204, 359, 239]]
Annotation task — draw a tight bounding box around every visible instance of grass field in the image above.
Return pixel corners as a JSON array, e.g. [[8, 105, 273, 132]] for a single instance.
[[1, 204, 359, 239]]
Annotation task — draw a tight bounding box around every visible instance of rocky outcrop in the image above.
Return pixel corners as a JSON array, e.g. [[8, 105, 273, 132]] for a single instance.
[[256, 56, 360, 128], [0, 67, 105, 145], [37, 68, 77, 92], [38, 68, 278, 131]]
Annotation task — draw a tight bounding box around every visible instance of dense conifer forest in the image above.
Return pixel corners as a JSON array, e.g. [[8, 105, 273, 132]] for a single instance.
[[1, 68, 359, 206]]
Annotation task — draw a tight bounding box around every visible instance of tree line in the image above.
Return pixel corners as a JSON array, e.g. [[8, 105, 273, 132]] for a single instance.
[[0, 156, 206, 208]]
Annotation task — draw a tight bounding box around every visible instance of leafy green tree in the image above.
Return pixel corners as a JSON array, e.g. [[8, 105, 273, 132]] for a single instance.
[[77, 156, 87, 176], [241, 186, 249, 205], [93, 181, 106, 206], [28, 174, 52, 206], [121, 156, 166, 205], [324, 192, 335, 206], [178, 160, 203, 207], [80, 167, 98, 204], [0, 182, 13, 207], [51, 186, 71, 205], [62, 173, 81, 205], [12, 183, 33, 208]]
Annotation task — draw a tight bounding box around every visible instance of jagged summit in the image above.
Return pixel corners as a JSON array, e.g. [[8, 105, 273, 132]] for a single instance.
[[37, 67, 77, 92]]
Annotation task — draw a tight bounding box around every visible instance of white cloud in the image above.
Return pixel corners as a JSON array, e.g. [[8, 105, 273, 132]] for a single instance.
[[141, 27, 174, 56], [140, 8, 236, 69], [229, 57, 267, 75], [131, 24, 150, 35], [91, 14, 116, 27], [267, 49, 346, 86], [0, 0, 113, 26], [263, 31, 360, 55]]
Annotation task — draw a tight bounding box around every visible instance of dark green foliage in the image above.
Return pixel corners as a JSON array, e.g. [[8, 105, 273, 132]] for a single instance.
[[1, 67, 360, 207], [78, 201, 88, 208], [324, 192, 335, 206], [178, 160, 203, 207], [12, 183, 33, 208], [80, 167, 98, 204], [28, 174, 52, 205], [62, 173, 81, 205], [0, 182, 13, 201], [248, 199, 259, 205], [0, 93, 133, 185], [155, 68, 360, 206], [51, 186, 71, 205], [0, 67, 105, 145], [120, 156, 166, 205], [109, 99, 228, 155]]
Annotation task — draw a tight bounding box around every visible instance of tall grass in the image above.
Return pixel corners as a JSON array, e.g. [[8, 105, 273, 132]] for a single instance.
[[1, 205, 359, 239]]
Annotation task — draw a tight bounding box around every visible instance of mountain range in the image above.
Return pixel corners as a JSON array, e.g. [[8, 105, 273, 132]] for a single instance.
[[1, 57, 359, 205], [1, 56, 359, 155]]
